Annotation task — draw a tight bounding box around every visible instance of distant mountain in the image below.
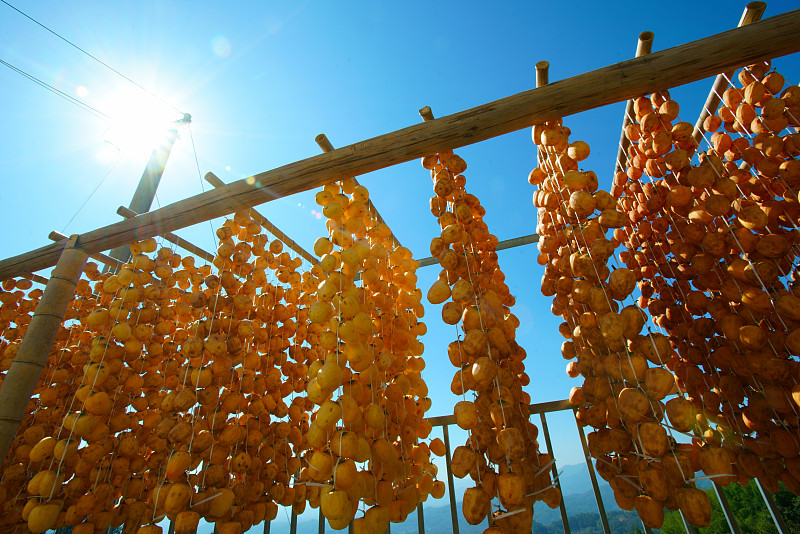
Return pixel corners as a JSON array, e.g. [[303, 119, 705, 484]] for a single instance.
[[534, 481, 618, 525], [388, 463, 645, 534], [263, 463, 750, 534]]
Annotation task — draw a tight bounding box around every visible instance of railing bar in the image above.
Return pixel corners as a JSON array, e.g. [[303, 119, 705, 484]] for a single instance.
[[417, 502, 426, 534], [680, 511, 698, 534], [427, 399, 572, 427], [290, 507, 298, 534], [319, 506, 325, 534], [529, 399, 573, 414], [756, 478, 789, 534], [540, 412, 570, 534], [263, 520, 270, 534], [442, 424, 460, 534], [573, 408, 611, 534], [713, 484, 742, 534]]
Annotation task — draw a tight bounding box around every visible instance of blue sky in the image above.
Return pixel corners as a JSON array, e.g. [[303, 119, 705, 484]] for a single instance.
[[2, 0, 800, 529]]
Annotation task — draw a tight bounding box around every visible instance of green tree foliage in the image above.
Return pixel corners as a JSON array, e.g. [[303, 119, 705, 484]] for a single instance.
[[658, 482, 800, 534]]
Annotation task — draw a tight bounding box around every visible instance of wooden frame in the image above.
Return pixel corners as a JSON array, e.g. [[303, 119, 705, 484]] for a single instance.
[[0, 9, 797, 280]]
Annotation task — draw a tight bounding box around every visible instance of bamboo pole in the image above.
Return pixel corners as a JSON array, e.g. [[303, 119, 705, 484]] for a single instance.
[[692, 1, 767, 145], [536, 61, 550, 88], [116, 206, 216, 263], [534, 62, 550, 165], [416, 233, 539, 267], [0, 10, 799, 280], [0, 235, 88, 466], [203, 173, 318, 265], [418, 106, 435, 123], [21, 272, 49, 285], [315, 133, 403, 249], [48, 231, 123, 271], [613, 31, 654, 175]]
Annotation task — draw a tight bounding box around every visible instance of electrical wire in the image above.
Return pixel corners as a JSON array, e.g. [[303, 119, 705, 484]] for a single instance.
[[61, 154, 123, 233], [189, 124, 219, 249], [0, 0, 184, 115], [0, 58, 110, 121]]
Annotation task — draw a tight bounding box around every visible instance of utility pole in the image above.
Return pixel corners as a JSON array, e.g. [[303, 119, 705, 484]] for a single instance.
[[105, 113, 191, 268]]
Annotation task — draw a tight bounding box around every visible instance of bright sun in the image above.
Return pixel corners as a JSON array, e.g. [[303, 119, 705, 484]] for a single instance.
[[101, 88, 183, 154]]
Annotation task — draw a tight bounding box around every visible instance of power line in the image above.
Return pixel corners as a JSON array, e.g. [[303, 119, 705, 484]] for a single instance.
[[189, 124, 219, 250], [0, 58, 110, 121], [0, 0, 184, 114], [62, 155, 123, 233]]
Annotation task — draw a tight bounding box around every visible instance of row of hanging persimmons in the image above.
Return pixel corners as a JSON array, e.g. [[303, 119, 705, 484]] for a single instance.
[[0, 168, 452, 534], [530, 59, 800, 529], [1, 133, 566, 534]]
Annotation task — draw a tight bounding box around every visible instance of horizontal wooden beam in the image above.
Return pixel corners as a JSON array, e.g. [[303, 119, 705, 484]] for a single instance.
[[204, 173, 318, 265], [1, 10, 799, 280], [416, 233, 539, 267], [117, 206, 216, 263], [21, 272, 49, 285], [496, 233, 540, 252]]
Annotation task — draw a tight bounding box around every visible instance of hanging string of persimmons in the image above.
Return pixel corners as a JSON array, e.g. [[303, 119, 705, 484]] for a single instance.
[[0, 174, 442, 534], [531, 59, 800, 529]]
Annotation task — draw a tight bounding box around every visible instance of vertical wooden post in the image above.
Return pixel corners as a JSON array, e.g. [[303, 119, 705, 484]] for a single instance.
[[107, 121, 186, 267], [534, 61, 550, 164], [0, 235, 88, 466], [635, 31, 655, 58], [535, 61, 550, 88], [692, 1, 767, 144], [418, 107, 435, 122], [614, 31, 654, 175]]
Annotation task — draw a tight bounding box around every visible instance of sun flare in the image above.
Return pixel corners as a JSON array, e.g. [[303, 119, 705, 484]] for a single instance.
[[101, 88, 183, 154]]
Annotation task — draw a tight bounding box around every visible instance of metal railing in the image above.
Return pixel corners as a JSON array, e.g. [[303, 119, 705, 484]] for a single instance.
[[202, 398, 791, 534]]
